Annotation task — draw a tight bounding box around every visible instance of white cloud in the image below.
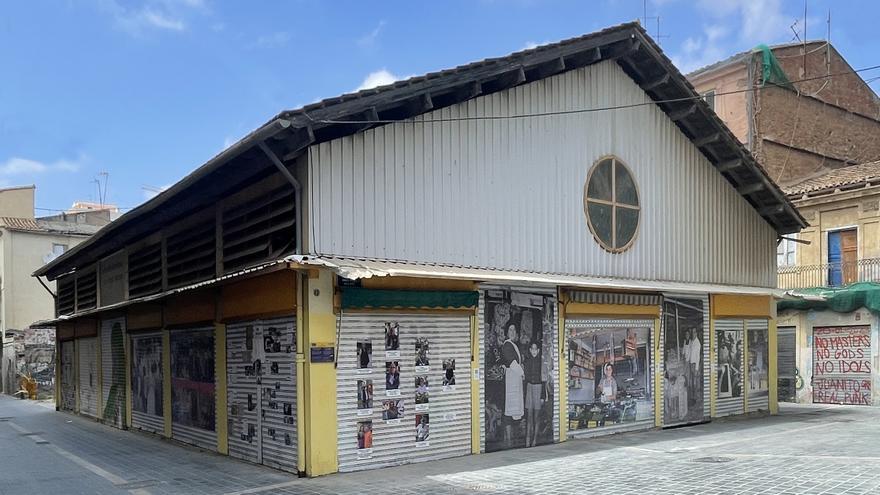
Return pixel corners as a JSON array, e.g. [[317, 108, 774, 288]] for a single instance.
[[99, 0, 205, 36], [522, 40, 551, 50], [250, 32, 290, 49], [0, 156, 83, 176], [357, 21, 386, 48], [142, 184, 172, 200], [356, 69, 407, 91]]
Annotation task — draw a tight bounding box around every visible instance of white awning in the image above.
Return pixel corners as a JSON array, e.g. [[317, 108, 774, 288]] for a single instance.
[[288, 255, 785, 297]]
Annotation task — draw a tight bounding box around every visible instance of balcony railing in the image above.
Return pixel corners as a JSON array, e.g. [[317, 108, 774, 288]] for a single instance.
[[778, 258, 880, 290]]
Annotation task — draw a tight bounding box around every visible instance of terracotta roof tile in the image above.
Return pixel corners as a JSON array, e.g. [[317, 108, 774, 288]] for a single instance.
[[0, 217, 43, 231], [784, 160, 880, 196]]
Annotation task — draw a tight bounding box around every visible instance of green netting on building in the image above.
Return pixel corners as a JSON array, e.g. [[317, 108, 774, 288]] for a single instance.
[[341, 287, 479, 310], [778, 282, 880, 313], [753, 44, 794, 89]]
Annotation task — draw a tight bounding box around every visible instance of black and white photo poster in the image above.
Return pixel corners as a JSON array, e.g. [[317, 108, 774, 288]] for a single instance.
[[716, 328, 743, 399], [663, 298, 704, 424], [484, 290, 555, 452], [131, 334, 163, 417]]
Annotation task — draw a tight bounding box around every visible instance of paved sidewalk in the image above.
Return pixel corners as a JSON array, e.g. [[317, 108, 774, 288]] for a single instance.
[[2, 395, 880, 494]]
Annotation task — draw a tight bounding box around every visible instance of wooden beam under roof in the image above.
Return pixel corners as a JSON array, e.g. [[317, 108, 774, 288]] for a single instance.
[[737, 182, 766, 195]]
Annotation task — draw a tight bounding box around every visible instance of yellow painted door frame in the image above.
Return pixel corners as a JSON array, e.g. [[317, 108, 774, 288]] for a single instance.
[[295, 272, 306, 474], [74, 338, 81, 413], [124, 332, 133, 428], [653, 317, 661, 427], [769, 319, 779, 414], [96, 329, 103, 417], [743, 320, 749, 413], [709, 318, 716, 418]]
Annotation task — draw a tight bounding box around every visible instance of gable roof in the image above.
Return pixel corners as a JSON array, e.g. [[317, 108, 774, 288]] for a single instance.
[[35, 22, 805, 280], [785, 160, 880, 197]]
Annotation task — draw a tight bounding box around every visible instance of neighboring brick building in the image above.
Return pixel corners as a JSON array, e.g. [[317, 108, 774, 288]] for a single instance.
[[688, 41, 880, 186]]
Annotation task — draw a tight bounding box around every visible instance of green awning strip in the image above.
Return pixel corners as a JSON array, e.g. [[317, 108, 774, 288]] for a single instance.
[[341, 287, 479, 310], [778, 282, 880, 313]]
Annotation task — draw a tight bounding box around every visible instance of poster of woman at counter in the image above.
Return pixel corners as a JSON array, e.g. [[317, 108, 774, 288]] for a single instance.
[[567, 326, 652, 432], [484, 290, 555, 452]]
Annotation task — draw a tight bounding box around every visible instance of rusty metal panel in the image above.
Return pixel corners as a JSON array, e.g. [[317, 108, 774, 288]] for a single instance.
[[308, 60, 776, 288]]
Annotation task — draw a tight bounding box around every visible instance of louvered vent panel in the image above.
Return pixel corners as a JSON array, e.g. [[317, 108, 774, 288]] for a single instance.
[[166, 221, 216, 289], [57, 275, 75, 316], [222, 185, 296, 273], [128, 244, 162, 298], [75, 271, 98, 311]]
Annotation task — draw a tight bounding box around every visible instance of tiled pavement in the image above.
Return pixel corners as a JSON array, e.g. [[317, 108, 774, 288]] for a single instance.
[[2, 395, 880, 494]]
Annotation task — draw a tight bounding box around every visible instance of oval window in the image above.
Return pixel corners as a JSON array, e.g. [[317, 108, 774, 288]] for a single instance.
[[583, 156, 640, 253]]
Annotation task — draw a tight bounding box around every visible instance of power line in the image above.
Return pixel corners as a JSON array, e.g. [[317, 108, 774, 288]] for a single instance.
[[312, 63, 880, 125]]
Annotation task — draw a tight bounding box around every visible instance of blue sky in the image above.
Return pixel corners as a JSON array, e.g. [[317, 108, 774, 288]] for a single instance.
[[2, 0, 879, 213]]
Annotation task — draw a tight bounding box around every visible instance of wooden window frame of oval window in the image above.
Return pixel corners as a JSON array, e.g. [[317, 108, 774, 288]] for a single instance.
[[583, 155, 642, 254]]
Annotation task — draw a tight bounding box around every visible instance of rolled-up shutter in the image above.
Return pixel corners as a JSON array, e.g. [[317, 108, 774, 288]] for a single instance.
[[77, 337, 99, 418], [131, 332, 164, 434], [101, 318, 126, 428], [170, 327, 217, 449], [713, 319, 745, 417], [60, 341, 76, 412], [337, 313, 471, 472]]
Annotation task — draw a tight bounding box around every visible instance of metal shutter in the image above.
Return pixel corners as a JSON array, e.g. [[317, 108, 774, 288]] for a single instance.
[[170, 327, 217, 450], [101, 318, 126, 428], [747, 319, 770, 412], [60, 340, 76, 412], [811, 325, 872, 406], [661, 293, 709, 426], [777, 326, 797, 403], [713, 319, 745, 417], [337, 313, 472, 472], [227, 317, 298, 473], [479, 287, 558, 453], [564, 319, 655, 437], [131, 333, 164, 434], [77, 337, 99, 418]]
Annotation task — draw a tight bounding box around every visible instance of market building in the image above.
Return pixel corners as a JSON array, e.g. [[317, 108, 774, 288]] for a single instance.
[[34, 23, 805, 477]]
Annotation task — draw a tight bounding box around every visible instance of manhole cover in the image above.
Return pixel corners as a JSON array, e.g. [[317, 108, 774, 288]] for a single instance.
[[692, 456, 735, 463]]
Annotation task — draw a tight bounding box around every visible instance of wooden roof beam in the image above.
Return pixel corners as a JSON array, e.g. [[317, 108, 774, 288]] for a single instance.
[[716, 158, 743, 172], [642, 73, 670, 90], [668, 103, 697, 122], [737, 182, 766, 195], [693, 132, 720, 148]]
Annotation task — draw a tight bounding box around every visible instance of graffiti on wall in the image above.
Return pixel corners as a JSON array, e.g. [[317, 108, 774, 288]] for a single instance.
[[812, 326, 872, 405], [10, 328, 55, 398]]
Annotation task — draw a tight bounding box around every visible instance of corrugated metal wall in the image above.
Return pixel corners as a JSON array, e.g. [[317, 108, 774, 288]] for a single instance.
[[101, 318, 126, 428], [131, 332, 164, 434], [714, 319, 745, 417], [336, 313, 472, 472], [227, 317, 298, 473], [308, 60, 777, 288], [77, 337, 99, 418], [564, 319, 655, 437], [747, 319, 770, 412], [60, 340, 75, 412]]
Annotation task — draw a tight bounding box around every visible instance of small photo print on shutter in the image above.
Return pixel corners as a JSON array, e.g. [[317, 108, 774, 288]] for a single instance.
[[385, 322, 400, 351], [385, 362, 401, 395], [443, 358, 456, 390], [382, 399, 405, 423], [357, 340, 373, 370], [415, 337, 430, 372], [357, 420, 373, 457], [357, 380, 373, 415], [415, 414, 430, 445], [415, 376, 429, 411]]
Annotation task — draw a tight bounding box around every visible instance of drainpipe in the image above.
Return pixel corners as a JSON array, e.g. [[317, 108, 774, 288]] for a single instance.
[[257, 141, 303, 255]]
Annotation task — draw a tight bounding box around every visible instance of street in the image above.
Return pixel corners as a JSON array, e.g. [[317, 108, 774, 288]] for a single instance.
[[2, 396, 879, 494]]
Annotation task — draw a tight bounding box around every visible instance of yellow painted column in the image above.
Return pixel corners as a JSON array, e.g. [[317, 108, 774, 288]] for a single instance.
[[124, 333, 132, 428], [470, 313, 481, 454], [54, 338, 61, 410], [653, 318, 662, 427], [295, 273, 306, 473], [302, 269, 338, 477], [742, 320, 749, 413], [709, 318, 716, 417], [215, 323, 229, 454], [769, 318, 779, 414], [558, 300, 567, 442], [162, 329, 172, 437]]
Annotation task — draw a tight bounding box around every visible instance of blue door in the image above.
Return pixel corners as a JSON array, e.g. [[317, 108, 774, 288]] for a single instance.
[[828, 231, 842, 286]]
